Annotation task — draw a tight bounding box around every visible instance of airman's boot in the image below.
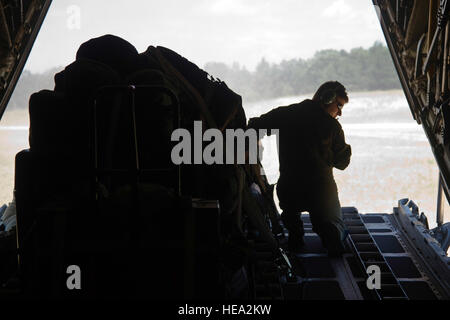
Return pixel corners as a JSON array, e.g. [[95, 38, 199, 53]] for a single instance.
[[281, 211, 305, 253]]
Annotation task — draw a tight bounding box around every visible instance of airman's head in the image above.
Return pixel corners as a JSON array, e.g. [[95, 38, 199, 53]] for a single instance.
[[312, 81, 349, 119]]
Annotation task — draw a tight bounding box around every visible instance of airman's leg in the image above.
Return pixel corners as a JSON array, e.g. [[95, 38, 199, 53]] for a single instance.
[[276, 181, 305, 252], [309, 198, 347, 257], [280, 209, 304, 252]]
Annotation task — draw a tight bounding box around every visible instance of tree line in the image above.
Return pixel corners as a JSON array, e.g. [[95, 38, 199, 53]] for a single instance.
[[204, 41, 401, 102], [7, 67, 59, 110], [6, 41, 400, 111]]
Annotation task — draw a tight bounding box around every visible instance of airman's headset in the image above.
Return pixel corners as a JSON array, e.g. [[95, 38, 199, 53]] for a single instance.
[[319, 85, 339, 105]]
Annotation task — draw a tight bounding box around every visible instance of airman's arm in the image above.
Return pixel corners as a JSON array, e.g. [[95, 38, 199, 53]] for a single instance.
[[247, 106, 284, 137], [332, 122, 351, 170]]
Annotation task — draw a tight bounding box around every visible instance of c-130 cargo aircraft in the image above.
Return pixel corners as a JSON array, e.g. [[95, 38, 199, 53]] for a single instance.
[[0, 0, 448, 300]]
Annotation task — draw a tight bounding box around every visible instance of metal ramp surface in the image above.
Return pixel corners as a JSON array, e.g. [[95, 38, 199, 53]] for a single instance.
[[278, 207, 443, 300]]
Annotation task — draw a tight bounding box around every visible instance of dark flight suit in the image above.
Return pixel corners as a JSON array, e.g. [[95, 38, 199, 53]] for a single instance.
[[248, 99, 351, 252]]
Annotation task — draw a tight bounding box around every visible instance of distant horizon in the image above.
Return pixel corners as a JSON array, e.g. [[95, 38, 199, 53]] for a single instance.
[[23, 40, 387, 75], [7, 41, 399, 112]]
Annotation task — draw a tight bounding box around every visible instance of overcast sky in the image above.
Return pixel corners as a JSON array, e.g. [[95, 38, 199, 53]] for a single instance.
[[24, 0, 386, 73]]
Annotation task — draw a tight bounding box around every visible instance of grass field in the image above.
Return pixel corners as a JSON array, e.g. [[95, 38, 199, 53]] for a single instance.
[[1, 91, 449, 227]]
